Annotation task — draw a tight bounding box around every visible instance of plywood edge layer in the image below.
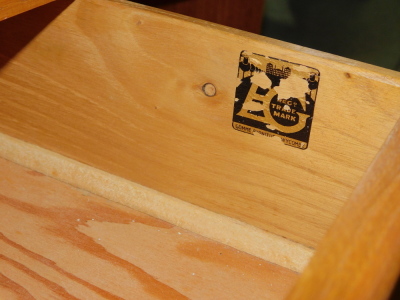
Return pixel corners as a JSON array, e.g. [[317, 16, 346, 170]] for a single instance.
[[0, 132, 313, 272]]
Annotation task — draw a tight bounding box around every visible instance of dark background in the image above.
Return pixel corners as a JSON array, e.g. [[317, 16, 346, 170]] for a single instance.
[[263, 0, 400, 71]]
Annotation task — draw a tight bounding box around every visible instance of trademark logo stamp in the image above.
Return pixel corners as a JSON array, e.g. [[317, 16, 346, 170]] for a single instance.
[[232, 51, 320, 149]]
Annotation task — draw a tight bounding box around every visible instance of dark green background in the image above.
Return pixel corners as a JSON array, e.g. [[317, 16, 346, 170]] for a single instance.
[[262, 0, 400, 71]]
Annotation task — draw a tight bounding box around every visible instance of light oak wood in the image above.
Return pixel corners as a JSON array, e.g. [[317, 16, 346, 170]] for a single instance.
[[0, 157, 299, 299], [0, 132, 314, 272], [287, 119, 400, 300], [0, 0, 400, 250], [0, 0, 54, 20]]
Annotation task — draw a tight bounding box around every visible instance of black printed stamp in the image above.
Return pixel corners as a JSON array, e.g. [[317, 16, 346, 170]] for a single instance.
[[232, 51, 320, 149]]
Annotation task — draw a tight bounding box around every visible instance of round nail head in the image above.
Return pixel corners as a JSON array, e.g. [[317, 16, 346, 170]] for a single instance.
[[202, 83, 216, 97]]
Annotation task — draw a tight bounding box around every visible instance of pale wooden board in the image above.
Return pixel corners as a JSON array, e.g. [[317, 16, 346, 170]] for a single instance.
[[0, 157, 299, 299], [0, 0, 54, 20], [0, 132, 314, 273], [287, 119, 400, 300], [0, 0, 399, 248]]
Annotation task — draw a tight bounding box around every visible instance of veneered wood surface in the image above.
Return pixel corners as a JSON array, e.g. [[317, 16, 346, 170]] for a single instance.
[[0, 0, 54, 20], [0, 0, 400, 249], [286, 120, 400, 300], [0, 157, 298, 299]]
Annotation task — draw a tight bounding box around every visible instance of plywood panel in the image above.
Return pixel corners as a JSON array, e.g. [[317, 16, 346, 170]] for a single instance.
[[0, 0, 399, 248], [0, 157, 298, 299], [0, 132, 314, 272]]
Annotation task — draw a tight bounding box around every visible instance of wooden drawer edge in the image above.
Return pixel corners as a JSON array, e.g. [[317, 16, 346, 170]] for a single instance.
[[0, 132, 314, 272]]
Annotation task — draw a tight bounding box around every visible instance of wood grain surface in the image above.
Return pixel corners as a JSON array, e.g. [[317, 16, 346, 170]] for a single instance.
[[0, 132, 314, 273], [0, 157, 298, 299], [0, 0, 400, 249], [0, 0, 55, 21], [286, 119, 400, 299]]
